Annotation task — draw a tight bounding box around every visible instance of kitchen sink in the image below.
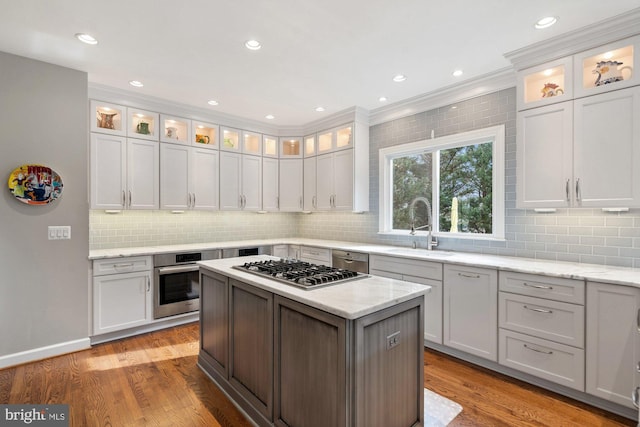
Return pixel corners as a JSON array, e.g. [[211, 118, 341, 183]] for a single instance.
[[385, 248, 454, 257]]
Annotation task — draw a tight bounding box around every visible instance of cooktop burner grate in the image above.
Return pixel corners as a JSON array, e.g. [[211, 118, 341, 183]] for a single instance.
[[233, 259, 367, 289]]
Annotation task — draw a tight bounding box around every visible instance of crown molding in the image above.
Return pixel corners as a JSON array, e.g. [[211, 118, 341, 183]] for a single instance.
[[505, 7, 640, 71], [368, 68, 516, 126]]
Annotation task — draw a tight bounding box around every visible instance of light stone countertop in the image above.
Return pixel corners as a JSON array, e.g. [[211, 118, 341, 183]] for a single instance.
[[197, 255, 430, 320], [89, 237, 640, 288]]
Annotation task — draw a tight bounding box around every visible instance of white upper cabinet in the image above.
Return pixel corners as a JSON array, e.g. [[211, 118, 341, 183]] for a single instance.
[[262, 157, 279, 211], [160, 144, 219, 210], [127, 108, 159, 141], [91, 100, 126, 136], [316, 124, 353, 154], [514, 35, 640, 209], [279, 159, 303, 212], [573, 86, 640, 207], [221, 127, 241, 152], [160, 114, 191, 145], [279, 137, 302, 158], [242, 131, 263, 156], [517, 101, 574, 208], [574, 35, 639, 99], [303, 156, 317, 211], [192, 121, 219, 150], [517, 57, 573, 111], [91, 133, 159, 210], [316, 149, 353, 211], [219, 151, 262, 211], [304, 135, 316, 158], [263, 135, 279, 158]]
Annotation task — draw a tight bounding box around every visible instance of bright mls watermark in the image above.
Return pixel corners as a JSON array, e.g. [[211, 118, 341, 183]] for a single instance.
[[1, 405, 68, 426]]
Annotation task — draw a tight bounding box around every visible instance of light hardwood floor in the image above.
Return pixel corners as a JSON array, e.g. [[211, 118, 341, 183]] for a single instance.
[[0, 323, 635, 426]]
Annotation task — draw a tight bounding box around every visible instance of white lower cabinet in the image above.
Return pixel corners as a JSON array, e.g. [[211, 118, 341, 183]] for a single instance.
[[443, 264, 497, 361], [498, 271, 585, 391], [92, 257, 152, 335], [586, 281, 640, 409], [499, 329, 585, 390], [370, 254, 443, 344], [272, 244, 289, 259]]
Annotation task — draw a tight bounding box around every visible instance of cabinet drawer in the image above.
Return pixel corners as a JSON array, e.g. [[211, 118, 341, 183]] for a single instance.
[[499, 271, 584, 305], [499, 329, 585, 391], [370, 255, 442, 281], [93, 256, 153, 276], [499, 292, 584, 348], [300, 246, 331, 264]]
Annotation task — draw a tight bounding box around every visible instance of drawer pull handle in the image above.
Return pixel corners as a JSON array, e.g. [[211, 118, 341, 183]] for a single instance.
[[458, 272, 480, 279], [114, 263, 134, 269], [632, 387, 640, 409], [523, 344, 553, 355], [523, 282, 553, 290], [523, 305, 553, 314]]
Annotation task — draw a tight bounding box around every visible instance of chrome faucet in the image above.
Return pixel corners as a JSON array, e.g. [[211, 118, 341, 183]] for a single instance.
[[409, 196, 438, 250]]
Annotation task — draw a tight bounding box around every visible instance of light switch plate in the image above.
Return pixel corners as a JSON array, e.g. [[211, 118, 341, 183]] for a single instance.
[[48, 226, 71, 240]]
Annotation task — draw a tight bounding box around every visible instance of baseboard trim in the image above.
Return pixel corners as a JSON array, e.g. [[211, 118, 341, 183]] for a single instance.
[[0, 338, 91, 370]]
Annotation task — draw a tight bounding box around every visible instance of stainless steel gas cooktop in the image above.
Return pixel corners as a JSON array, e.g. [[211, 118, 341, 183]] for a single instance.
[[233, 259, 367, 289]]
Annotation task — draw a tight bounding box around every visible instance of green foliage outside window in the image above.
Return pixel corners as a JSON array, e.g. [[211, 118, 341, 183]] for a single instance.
[[392, 141, 493, 234]]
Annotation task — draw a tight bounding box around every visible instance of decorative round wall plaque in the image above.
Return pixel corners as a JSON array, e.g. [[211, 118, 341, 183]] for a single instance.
[[7, 164, 63, 205]]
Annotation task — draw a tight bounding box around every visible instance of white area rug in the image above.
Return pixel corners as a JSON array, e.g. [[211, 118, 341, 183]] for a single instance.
[[424, 388, 463, 426]]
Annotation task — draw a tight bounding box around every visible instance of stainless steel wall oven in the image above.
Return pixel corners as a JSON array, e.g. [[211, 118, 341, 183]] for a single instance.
[[153, 250, 219, 319]]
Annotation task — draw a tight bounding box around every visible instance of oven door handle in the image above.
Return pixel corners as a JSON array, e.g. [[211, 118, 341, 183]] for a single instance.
[[157, 265, 200, 274]]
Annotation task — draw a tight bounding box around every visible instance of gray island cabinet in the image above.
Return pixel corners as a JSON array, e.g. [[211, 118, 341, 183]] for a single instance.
[[197, 256, 429, 427]]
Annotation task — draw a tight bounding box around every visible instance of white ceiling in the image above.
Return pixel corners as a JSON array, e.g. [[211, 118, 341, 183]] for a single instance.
[[0, 1, 638, 126]]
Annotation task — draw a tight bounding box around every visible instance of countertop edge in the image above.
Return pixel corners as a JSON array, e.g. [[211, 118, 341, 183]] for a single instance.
[[90, 238, 640, 288], [197, 256, 430, 320]]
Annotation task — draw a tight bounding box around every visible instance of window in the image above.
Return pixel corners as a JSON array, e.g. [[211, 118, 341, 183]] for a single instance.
[[379, 125, 505, 240]]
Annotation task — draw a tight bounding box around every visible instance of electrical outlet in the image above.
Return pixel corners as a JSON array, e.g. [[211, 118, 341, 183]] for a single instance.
[[48, 226, 71, 240], [386, 331, 400, 350]]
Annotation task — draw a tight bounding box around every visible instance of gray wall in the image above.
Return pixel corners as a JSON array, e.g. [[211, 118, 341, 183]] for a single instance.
[[0, 52, 89, 357], [298, 88, 640, 268]]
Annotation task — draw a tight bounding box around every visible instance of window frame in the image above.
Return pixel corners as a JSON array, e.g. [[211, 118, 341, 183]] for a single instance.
[[378, 125, 505, 240]]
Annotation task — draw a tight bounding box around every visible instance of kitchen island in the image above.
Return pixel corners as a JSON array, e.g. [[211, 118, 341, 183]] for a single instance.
[[197, 255, 429, 427]]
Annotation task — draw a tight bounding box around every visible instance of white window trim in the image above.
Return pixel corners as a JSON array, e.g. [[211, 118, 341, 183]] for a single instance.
[[378, 125, 505, 240]]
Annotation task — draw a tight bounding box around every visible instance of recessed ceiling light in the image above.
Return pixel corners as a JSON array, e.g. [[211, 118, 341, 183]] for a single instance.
[[129, 80, 144, 87], [75, 33, 98, 45], [452, 70, 463, 77], [207, 100, 219, 106], [245, 39, 262, 50], [534, 16, 557, 29], [265, 114, 275, 120], [392, 74, 407, 82], [378, 96, 388, 102], [315, 106, 325, 112]]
